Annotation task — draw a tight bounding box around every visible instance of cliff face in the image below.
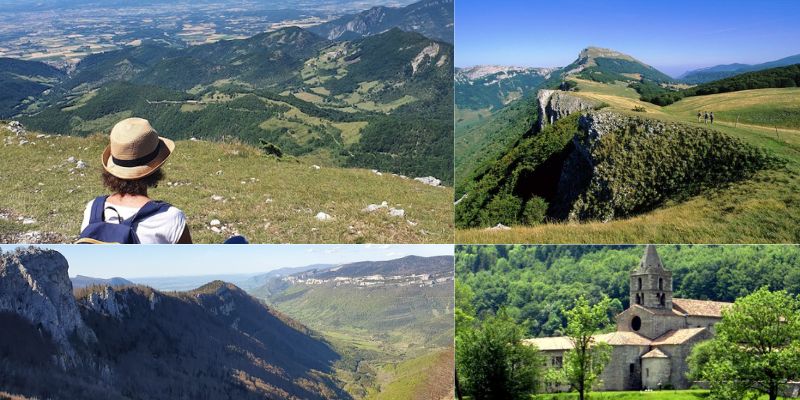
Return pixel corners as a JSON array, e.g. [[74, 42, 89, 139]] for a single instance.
[[537, 89, 597, 131], [0, 249, 348, 400], [0, 247, 95, 366]]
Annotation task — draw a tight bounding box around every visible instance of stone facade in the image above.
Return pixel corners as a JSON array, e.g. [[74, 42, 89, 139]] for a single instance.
[[526, 245, 733, 391]]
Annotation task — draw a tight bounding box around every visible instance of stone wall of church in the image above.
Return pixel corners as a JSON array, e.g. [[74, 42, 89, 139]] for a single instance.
[[599, 345, 649, 391], [685, 316, 721, 333], [616, 308, 686, 340], [642, 357, 671, 389], [658, 331, 713, 389]]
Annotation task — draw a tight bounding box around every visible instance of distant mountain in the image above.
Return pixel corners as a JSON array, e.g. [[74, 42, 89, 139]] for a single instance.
[[0, 58, 65, 118], [680, 53, 800, 84], [237, 263, 335, 291], [308, 0, 453, 43], [18, 27, 454, 183], [562, 46, 673, 83], [455, 65, 556, 110], [70, 275, 133, 289], [304, 254, 453, 279], [0, 248, 348, 400]]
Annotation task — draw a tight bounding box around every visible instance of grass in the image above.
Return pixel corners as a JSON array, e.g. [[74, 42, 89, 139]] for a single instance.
[[531, 390, 790, 399], [0, 124, 453, 244], [457, 86, 800, 244]]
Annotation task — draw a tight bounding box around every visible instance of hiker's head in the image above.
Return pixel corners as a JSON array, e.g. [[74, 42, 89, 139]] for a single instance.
[[102, 169, 164, 196], [101, 117, 174, 194]]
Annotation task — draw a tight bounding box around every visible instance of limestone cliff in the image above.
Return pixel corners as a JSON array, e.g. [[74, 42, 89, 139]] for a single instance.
[[537, 89, 597, 131], [0, 247, 96, 366]]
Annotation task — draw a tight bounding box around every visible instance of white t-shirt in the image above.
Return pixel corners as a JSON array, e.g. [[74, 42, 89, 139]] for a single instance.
[[81, 199, 186, 244]]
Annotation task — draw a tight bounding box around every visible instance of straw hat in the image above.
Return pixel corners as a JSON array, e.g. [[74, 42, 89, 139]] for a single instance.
[[101, 118, 175, 180]]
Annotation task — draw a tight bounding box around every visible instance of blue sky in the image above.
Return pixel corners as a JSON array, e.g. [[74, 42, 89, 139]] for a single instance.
[[456, 0, 800, 77], [0, 244, 453, 279]]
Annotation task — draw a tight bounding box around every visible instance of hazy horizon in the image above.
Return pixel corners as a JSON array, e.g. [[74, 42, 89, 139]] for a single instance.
[[456, 0, 800, 77], [0, 244, 454, 279]]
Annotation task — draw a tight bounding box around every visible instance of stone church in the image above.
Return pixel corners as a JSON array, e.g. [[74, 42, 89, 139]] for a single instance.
[[526, 245, 732, 391]]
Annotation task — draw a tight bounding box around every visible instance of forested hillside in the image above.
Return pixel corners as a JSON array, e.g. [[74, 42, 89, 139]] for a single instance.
[[456, 245, 800, 337]]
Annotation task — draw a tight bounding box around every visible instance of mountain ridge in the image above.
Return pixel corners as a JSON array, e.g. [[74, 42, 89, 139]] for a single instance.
[[680, 53, 800, 83]]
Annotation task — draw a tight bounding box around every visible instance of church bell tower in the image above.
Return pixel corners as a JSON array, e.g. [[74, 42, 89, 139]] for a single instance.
[[630, 245, 672, 310]]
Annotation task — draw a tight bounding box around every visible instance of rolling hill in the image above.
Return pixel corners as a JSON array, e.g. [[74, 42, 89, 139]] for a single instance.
[[0, 121, 454, 244], [11, 27, 454, 184], [249, 255, 454, 399], [0, 247, 349, 400], [680, 53, 800, 84], [309, 0, 453, 43], [0, 58, 65, 118], [70, 275, 134, 289], [455, 48, 800, 244]]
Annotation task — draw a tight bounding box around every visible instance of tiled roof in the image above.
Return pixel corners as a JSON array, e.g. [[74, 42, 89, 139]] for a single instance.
[[672, 298, 732, 317], [595, 331, 652, 346], [524, 336, 573, 351], [652, 327, 708, 345], [642, 348, 669, 359], [525, 331, 652, 350]]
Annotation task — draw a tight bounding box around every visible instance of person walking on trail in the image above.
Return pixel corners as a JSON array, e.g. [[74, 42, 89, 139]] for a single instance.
[[697, 111, 702, 123], [704, 112, 709, 124], [78, 117, 192, 244], [710, 112, 714, 124]]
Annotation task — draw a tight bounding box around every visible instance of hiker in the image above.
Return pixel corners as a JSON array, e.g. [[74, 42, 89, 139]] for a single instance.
[[697, 111, 702, 123], [704, 112, 709, 124], [710, 111, 714, 124], [78, 118, 192, 244]]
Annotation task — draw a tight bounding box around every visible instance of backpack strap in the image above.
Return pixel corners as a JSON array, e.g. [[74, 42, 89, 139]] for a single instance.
[[88, 195, 110, 224], [125, 201, 172, 229]]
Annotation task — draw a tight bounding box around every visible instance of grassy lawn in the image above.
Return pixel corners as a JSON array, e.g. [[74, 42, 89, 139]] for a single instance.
[[0, 125, 453, 244], [457, 87, 800, 244], [531, 389, 789, 399]]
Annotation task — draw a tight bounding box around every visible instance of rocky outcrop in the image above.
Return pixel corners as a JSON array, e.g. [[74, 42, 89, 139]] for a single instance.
[[0, 247, 96, 366], [556, 111, 771, 222], [537, 89, 598, 131]]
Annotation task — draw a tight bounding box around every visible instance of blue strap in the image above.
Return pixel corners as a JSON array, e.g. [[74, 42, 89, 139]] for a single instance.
[[125, 201, 172, 229], [88, 195, 109, 224]]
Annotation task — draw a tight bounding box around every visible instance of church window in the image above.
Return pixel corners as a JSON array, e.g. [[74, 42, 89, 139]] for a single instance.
[[636, 293, 641, 305], [631, 316, 642, 331], [629, 364, 635, 374], [660, 293, 666, 306], [646, 368, 649, 377], [638, 278, 642, 290], [659, 278, 663, 290]]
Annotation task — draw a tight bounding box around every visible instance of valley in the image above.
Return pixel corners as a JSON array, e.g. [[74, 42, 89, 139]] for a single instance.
[[455, 47, 800, 244]]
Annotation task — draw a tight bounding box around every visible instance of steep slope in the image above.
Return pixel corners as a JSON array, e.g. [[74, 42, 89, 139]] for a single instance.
[[0, 247, 349, 400], [0, 121, 453, 244], [251, 255, 454, 398], [455, 89, 774, 229], [0, 58, 65, 117], [71, 275, 134, 289], [308, 0, 453, 43], [680, 53, 800, 84]]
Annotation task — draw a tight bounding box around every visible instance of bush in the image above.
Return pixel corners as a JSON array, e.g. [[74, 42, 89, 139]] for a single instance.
[[522, 197, 548, 225], [480, 193, 522, 227]]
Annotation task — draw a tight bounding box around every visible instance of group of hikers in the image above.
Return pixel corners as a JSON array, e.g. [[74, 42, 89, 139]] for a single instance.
[[77, 117, 247, 244], [697, 111, 715, 124]]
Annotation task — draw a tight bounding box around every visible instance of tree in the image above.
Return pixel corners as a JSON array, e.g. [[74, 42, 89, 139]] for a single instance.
[[562, 296, 613, 400], [456, 309, 543, 399], [688, 287, 800, 400]]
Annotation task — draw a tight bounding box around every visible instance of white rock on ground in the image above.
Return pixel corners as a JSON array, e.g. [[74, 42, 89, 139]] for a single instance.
[[362, 201, 389, 212], [311, 165, 321, 170], [389, 208, 405, 217], [210, 219, 221, 226], [67, 156, 76, 163], [22, 218, 36, 225], [414, 176, 441, 186], [75, 160, 86, 169], [487, 223, 511, 231], [315, 212, 332, 221], [211, 195, 224, 201]]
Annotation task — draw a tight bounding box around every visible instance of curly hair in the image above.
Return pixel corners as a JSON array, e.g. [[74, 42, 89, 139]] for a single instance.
[[101, 169, 164, 196]]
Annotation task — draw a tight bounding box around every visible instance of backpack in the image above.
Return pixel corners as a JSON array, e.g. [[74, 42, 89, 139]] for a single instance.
[[77, 195, 172, 244]]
